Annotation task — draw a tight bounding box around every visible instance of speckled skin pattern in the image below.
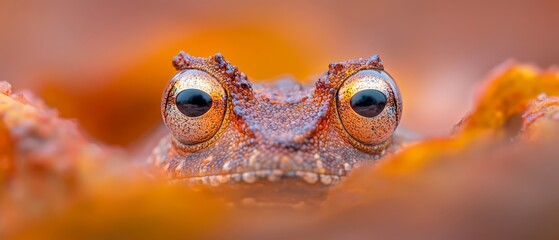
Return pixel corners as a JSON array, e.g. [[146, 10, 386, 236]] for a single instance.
[[149, 52, 403, 191]]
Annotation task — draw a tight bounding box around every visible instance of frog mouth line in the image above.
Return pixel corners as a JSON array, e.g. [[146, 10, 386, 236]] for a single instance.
[[167, 170, 346, 186]]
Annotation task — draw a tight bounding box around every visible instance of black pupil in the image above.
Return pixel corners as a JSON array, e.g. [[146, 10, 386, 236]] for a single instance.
[[350, 89, 387, 117], [175, 89, 213, 117]]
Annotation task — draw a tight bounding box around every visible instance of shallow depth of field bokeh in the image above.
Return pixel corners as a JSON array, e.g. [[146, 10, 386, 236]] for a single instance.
[[3, 1, 559, 239], [1, 0, 558, 146]]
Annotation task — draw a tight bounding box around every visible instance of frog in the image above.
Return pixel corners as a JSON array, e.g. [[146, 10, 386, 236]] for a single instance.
[[148, 51, 404, 202], [3, 52, 559, 238]]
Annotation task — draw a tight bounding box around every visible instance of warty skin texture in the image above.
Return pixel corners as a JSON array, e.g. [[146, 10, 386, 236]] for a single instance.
[[148, 52, 403, 202]]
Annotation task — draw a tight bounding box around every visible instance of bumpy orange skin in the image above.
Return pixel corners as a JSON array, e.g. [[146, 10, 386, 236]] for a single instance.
[[2, 60, 559, 239], [149, 53, 404, 191]]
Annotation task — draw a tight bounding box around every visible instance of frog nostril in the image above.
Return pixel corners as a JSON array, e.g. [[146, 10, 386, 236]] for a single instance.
[[281, 142, 302, 151]]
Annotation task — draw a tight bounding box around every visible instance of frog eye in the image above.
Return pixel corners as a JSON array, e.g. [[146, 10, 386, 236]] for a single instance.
[[350, 89, 387, 117], [162, 70, 227, 145], [175, 89, 213, 117], [336, 70, 402, 145]]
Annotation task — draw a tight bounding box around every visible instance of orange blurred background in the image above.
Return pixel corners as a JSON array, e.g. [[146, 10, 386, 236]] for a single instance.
[[1, 0, 558, 146]]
